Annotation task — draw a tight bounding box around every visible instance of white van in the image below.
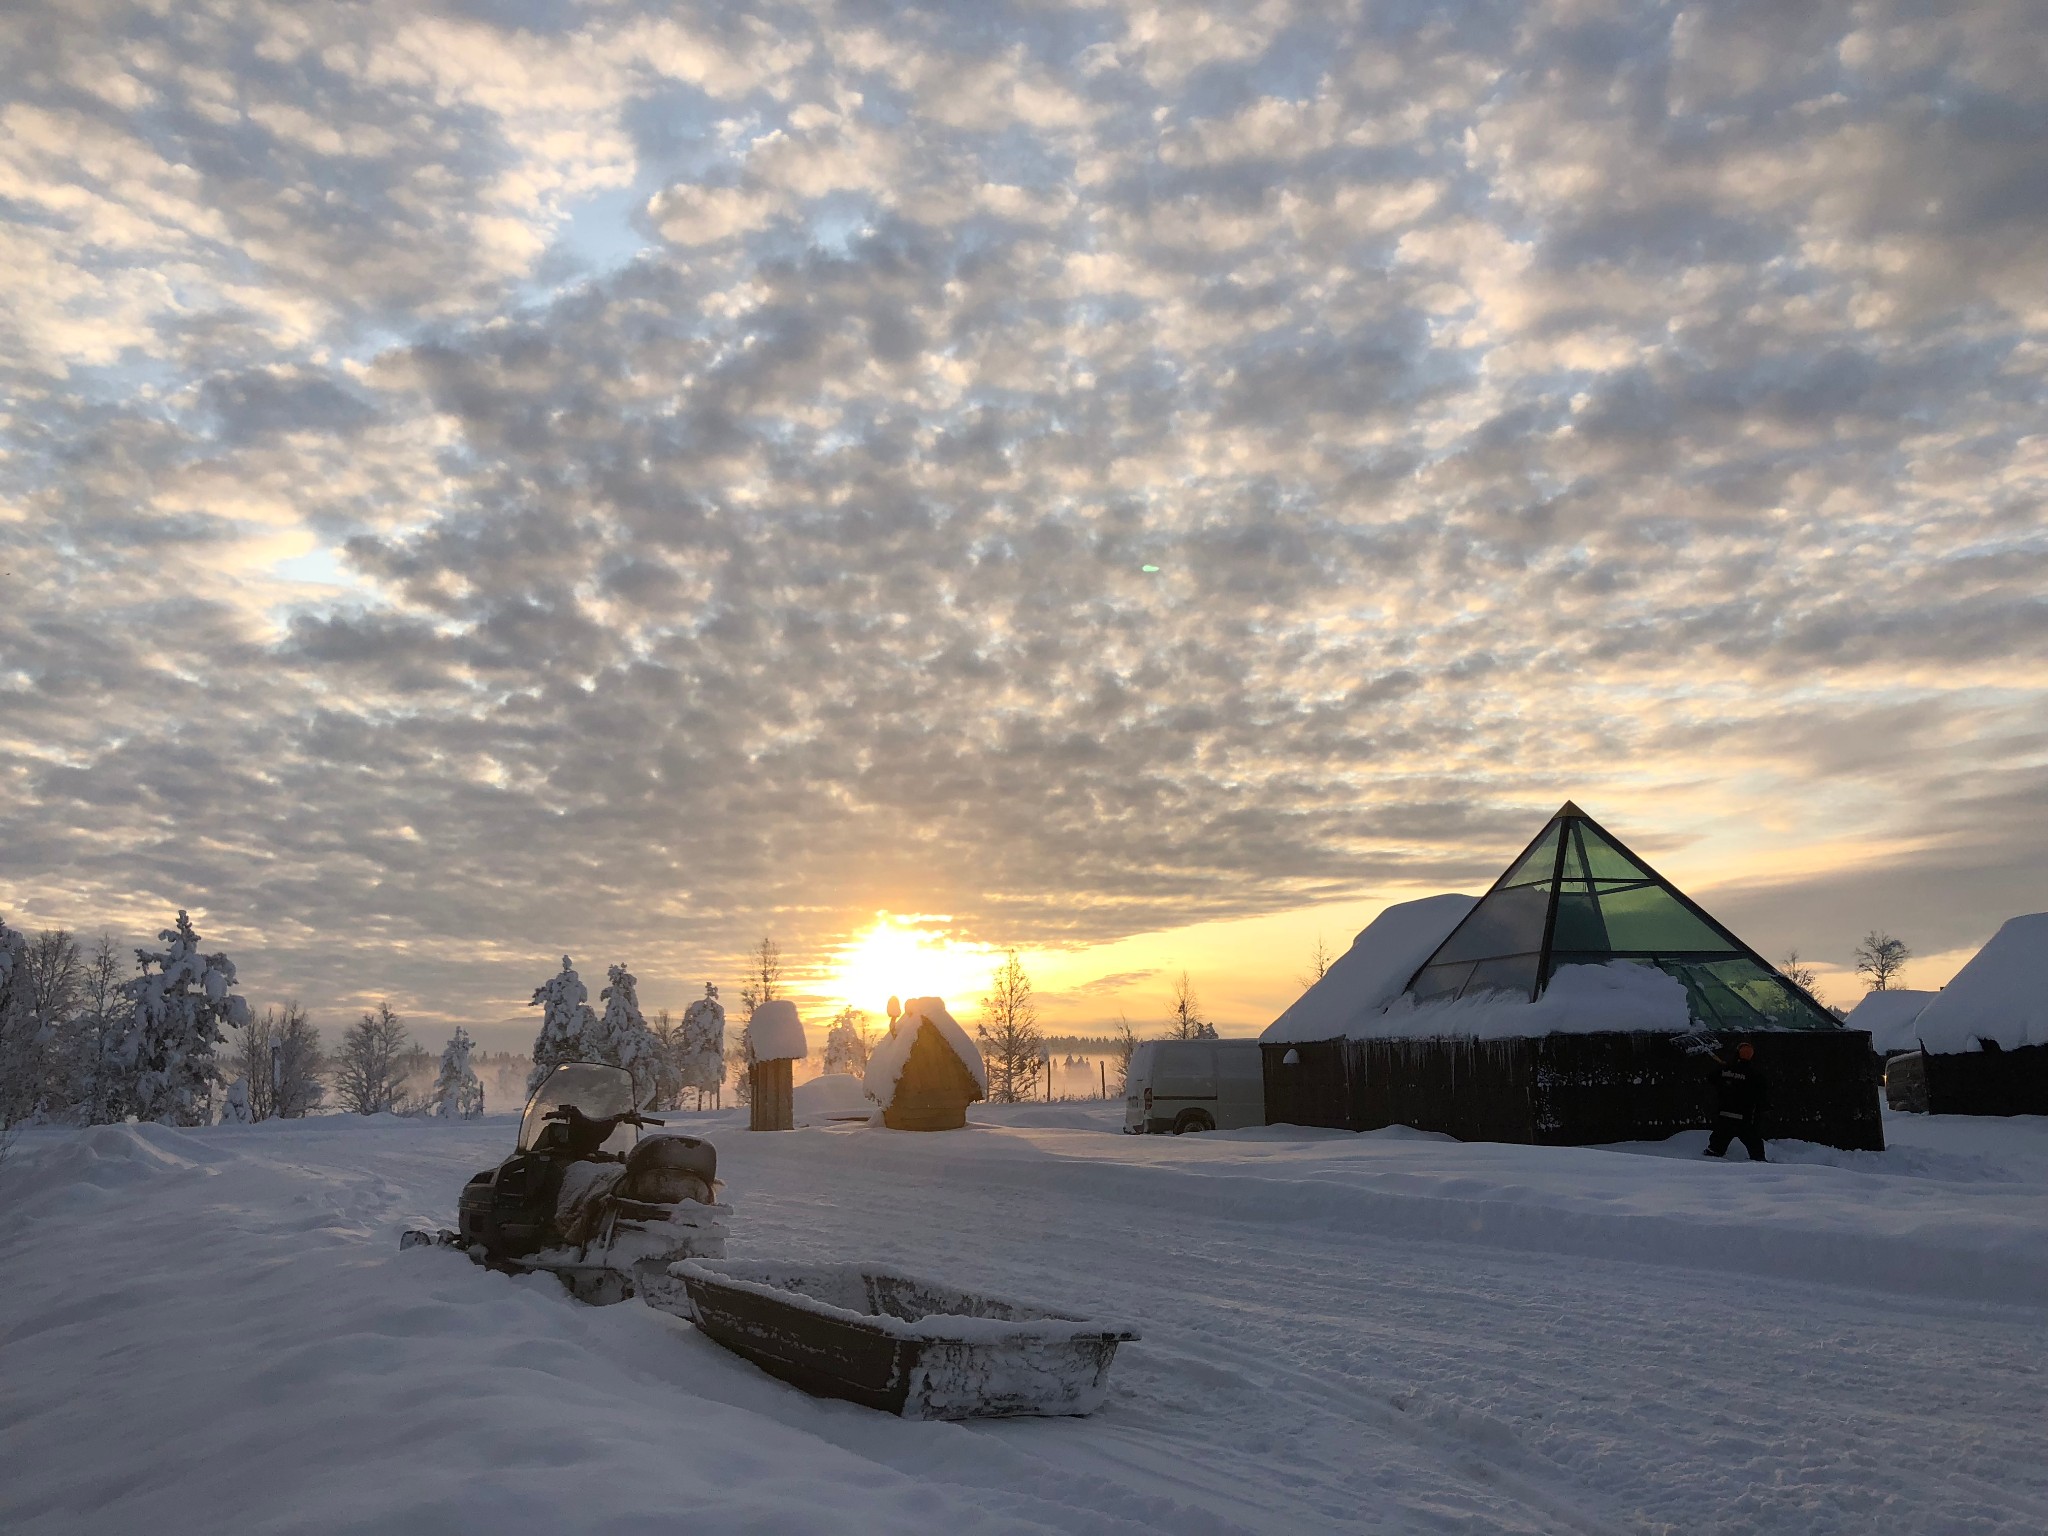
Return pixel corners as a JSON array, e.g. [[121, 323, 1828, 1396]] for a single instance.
[[1124, 1039, 1266, 1134]]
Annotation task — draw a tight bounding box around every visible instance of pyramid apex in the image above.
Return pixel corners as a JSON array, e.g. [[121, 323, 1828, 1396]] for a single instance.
[[1556, 799, 1588, 819]]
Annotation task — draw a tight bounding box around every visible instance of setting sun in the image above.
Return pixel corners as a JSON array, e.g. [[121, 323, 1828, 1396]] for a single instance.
[[826, 914, 1000, 1018]]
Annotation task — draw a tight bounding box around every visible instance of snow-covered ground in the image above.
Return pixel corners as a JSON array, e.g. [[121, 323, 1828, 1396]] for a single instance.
[[4, 1107, 2045, 1534]]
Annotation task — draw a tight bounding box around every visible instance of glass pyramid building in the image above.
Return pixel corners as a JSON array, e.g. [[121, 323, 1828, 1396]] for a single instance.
[[1403, 802, 1837, 1031]]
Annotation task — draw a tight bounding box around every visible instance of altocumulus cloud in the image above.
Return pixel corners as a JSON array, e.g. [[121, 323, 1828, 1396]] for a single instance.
[[2, 0, 2045, 1027]]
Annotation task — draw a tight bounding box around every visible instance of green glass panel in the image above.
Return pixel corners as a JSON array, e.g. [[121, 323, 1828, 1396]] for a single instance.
[[1409, 960, 1475, 1005], [1429, 883, 1550, 965], [1500, 824, 1561, 888], [1576, 821, 1655, 882], [1645, 961, 1744, 1030], [1696, 959, 1834, 1030], [1650, 959, 1836, 1032], [1461, 954, 1541, 1000], [1558, 824, 1593, 883], [1594, 883, 1738, 953], [1550, 888, 1609, 952]]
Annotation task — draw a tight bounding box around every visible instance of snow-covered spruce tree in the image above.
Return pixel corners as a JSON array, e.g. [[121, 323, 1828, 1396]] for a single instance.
[[821, 1005, 873, 1077], [431, 1027, 486, 1119], [219, 1077, 251, 1124], [527, 956, 599, 1093], [679, 984, 726, 1109], [596, 964, 664, 1109], [114, 911, 252, 1126]]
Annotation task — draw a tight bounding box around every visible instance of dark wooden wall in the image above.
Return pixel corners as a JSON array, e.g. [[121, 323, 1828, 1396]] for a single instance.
[[1917, 1043, 2048, 1117], [749, 1058, 794, 1131], [1264, 1029, 1884, 1151]]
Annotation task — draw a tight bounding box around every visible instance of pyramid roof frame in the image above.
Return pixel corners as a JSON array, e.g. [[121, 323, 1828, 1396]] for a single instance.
[[1402, 802, 1837, 1032]]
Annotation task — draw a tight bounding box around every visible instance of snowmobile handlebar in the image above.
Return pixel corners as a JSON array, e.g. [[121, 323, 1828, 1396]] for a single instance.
[[540, 1105, 665, 1128]]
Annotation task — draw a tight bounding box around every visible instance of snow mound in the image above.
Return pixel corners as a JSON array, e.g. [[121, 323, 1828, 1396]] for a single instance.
[[1845, 988, 1937, 1054], [1908, 913, 2048, 1052], [0, 1123, 231, 1219], [864, 998, 988, 1105], [794, 1072, 871, 1119], [1263, 894, 1478, 1043], [748, 999, 807, 1062], [1338, 960, 1691, 1041]]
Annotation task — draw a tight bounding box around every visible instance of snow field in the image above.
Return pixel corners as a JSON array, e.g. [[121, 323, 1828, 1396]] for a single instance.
[[2, 1108, 2045, 1533]]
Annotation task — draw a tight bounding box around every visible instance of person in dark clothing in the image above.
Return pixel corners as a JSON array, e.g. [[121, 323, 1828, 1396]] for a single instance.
[[1704, 1040, 1768, 1161]]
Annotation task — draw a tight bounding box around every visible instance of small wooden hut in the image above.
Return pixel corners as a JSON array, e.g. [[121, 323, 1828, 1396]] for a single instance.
[[747, 999, 806, 1131], [1871, 914, 2048, 1116], [864, 998, 987, 1131]]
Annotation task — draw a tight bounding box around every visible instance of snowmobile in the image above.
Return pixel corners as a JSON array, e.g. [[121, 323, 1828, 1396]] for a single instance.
[[402, 1063, 728, 1304]]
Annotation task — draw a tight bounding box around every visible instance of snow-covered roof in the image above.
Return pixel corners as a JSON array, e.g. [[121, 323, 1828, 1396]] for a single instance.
[[1263, 895, 1477, 1044], [1342, 960, 1691, 1041], [1843, 989, 1937, 1055], [1906, 914, 2048, 1053], [1263, 892, 1703, 1042], [863, 997, 988, 1105], [748, 999, 808, 1062]]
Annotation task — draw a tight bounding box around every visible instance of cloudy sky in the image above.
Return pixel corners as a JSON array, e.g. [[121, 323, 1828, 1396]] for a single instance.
[[3, 0, 2044, 1049]]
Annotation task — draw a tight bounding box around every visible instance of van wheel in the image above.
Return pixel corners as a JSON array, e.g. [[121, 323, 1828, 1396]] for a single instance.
[[1172, 1110, 1213, 1135]]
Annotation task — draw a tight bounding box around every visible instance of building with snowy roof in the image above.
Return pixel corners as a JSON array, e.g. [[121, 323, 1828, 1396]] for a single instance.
[[863, 998, 987, 1131], [1262, 802, 1884, 1151], [747, 999, 806, 1132], [1877, 914, 2048, 1117], [1843, 989, 1938, 1057]]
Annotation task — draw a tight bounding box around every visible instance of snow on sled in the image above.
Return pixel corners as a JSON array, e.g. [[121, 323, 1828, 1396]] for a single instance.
[[642, 1261, 1137, 1420], [403, 1063, 727, 1305]]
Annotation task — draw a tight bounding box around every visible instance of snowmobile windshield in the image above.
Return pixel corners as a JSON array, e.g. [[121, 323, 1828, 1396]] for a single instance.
[[518, 1064, 639, 1154]]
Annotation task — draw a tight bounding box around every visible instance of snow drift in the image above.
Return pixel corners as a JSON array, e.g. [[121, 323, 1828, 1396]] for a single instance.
[[793, 1072, 870, 1119], [5, 1105, 2048, 1532]]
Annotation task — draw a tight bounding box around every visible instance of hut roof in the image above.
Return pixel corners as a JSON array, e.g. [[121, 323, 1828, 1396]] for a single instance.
[[1402, 802, 1836, 1033], [1264, 895, 1476, 1043], [1844, 988, 1938, 1054], [863, 998, 987, 1106], [1908, 914, 2048, 1052], [1265, 804, 1837, 1042], [749, 999, 808, 1062]]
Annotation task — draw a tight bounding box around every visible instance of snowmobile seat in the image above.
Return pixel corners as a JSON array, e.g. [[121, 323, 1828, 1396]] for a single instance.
[[618, 1134, 718, 1206]]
